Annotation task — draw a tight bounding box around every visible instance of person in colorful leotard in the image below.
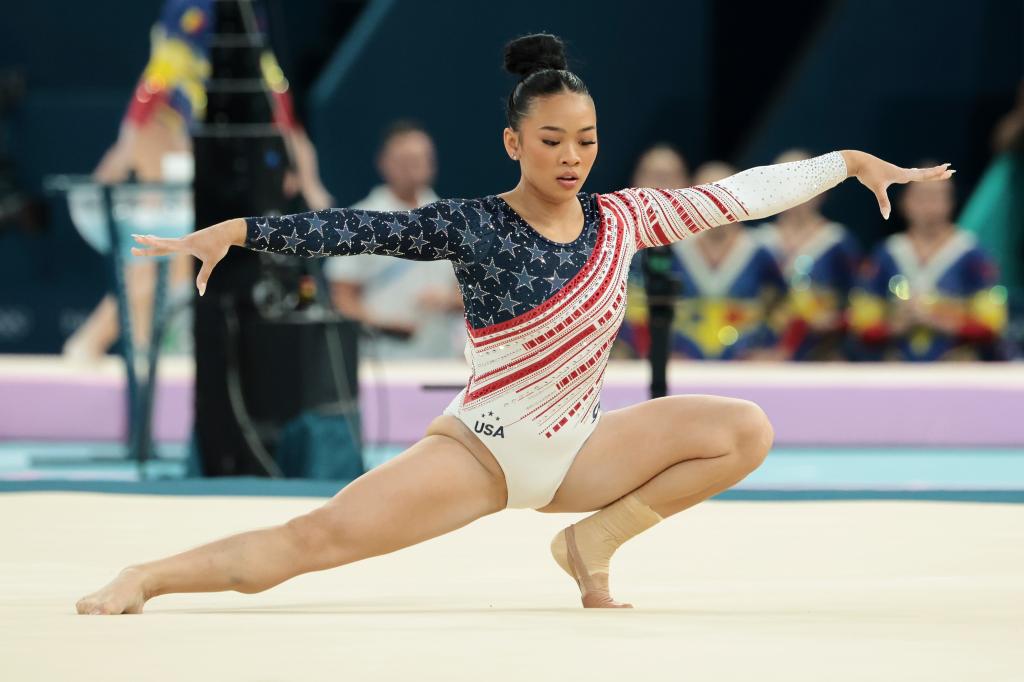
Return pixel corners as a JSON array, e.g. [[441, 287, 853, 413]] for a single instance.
[[753, 149, 862, 361], [63, 0, 333, 361], [612, 143, 691, 360], [620, 161, 790, 361], [848, 169, 1006, 361], [77, 34, 955, 614]]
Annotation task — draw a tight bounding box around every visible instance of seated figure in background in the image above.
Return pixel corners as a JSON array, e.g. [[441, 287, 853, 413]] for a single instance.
[[619, 160, 788, 360], [753, 149, 861, 360], [613, 143, 689, 359], [848, 168, 1007, 361], [325, 121, 466, 360]]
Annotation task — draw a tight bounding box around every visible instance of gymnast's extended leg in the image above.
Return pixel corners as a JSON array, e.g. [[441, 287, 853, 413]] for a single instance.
[[75, 434, 508, 614], [539, 395, 774, 607]]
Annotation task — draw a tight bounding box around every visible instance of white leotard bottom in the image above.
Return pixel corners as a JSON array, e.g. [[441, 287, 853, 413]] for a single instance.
[[442, 388, 603, 509]]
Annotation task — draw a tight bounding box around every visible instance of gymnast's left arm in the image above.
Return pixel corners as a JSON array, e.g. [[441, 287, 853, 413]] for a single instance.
[[608, 151, 955, 251]]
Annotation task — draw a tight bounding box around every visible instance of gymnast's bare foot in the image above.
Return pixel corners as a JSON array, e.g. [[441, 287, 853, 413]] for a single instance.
[[550, 526, 633, 608], [75, 567, 149, 615]]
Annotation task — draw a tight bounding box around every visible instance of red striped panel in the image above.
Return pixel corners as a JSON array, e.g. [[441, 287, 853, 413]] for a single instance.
[[713, 183, 749, 216], [678, 192, 715, 231], [488, 244, 624, 388], [639, 191, 673, 247], [519, 339, 611, 424], [525, 340, 610, 424], [693, 185, 734, 222], [469, 225, 625, 382], [465, 323, 597, 402]]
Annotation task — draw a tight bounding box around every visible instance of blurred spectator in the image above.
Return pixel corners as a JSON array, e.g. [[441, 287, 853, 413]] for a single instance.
[[992, 80, 1024, 154], [631, 143, 690, 189], [615, 143, 690, 359], [94, 1, 333, 209], [617, 158, 788, 360], [960, 80, 1024, 340], [849, 168, 1007, 361], [63, 0, 331, 361], [325, 121, 466, 360], [753, 149, 861, 360], [671, 162, 788, 360]]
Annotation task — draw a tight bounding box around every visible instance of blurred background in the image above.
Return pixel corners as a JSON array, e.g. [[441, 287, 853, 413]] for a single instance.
[[1, 0, 1022, 496]]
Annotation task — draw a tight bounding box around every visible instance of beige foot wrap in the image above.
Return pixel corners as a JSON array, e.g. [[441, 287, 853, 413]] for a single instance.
[[550, 493, 663, 608]]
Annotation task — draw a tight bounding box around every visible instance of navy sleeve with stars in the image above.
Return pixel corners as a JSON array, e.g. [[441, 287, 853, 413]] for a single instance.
[[245, 193, 604, 330], [244, 200, 473, 263]]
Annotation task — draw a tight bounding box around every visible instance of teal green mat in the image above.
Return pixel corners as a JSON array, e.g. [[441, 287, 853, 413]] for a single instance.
[[2, 444, 1023, 502], [0, 478, 1021, 503]]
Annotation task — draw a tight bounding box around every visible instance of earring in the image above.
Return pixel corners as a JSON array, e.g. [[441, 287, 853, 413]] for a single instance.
[[512, 154, 518, 160]]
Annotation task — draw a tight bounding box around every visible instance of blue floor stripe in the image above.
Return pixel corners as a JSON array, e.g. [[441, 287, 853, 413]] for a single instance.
[[1, 478, 1021, 503]]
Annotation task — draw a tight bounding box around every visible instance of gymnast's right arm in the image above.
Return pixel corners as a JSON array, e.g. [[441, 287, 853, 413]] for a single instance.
[[242, 203, 466, 261], [130, 200, 469, 296]]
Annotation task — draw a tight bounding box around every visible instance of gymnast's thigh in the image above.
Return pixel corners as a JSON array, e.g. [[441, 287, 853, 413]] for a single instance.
[[306, 433, 507, 564], [536, 395, 751, 513]]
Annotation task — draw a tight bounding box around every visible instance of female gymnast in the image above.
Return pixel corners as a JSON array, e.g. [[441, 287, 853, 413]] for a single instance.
[[77, 33, 953, 613]]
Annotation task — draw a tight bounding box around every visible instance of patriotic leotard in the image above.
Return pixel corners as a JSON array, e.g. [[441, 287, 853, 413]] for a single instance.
[[245, 151, 848, 508]]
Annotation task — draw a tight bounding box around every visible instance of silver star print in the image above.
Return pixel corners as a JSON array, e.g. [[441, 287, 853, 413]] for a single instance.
[[472, 204, 493, 224], [281, 227, 305, 253], [498, 235, 518, 256], [480, 260, 502, 283], [334, 225, 356, 243], [308, 240, 329, 257], [438, 234, 454, 259], [355, 212, 374, 229], [433, 213, 453, 231], [470, 285, 488, 306], [408, 233, 429, 253], [495, 291, 518, 315], [385, 219, 405, 238], [362, 231, 378, 253], [547, 271, 569, 291], [457, 226, 480, 249], [554, 250, 575, 266], [305, 214, 327, 236], [254, 218, 274, 241], [513, 266, 538, 293], [526, 244, 547, 262]]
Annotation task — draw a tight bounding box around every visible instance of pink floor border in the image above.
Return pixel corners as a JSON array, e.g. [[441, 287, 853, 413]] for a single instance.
[[2, 357, 1021, 446]]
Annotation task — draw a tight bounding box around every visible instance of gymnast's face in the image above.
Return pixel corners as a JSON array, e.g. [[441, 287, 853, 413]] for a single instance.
[[503, 91, 598, 202]]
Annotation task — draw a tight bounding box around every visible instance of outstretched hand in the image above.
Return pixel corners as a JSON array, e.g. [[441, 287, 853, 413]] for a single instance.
[[131, 218, 244, 296], [841, 151, 954, 220]]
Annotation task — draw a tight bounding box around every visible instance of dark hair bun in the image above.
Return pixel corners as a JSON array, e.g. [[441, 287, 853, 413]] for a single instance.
[[503, 33, 567, 79]]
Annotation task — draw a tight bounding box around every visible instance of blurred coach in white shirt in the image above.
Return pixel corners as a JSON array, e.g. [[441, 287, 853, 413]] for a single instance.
[[325, 121, 466, 360]]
